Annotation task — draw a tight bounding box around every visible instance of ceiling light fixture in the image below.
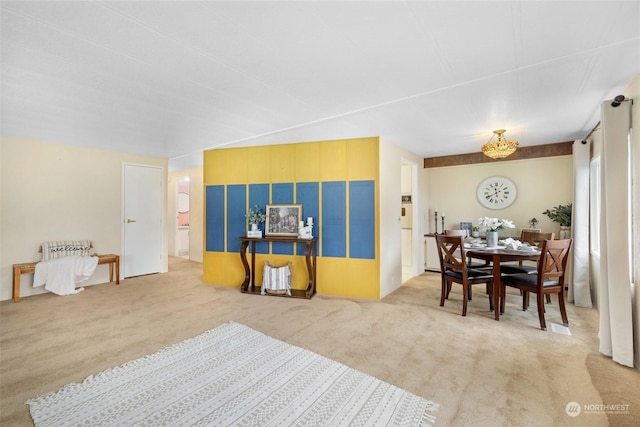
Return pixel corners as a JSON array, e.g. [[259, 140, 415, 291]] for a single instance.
[[482, 129, 519, 160]]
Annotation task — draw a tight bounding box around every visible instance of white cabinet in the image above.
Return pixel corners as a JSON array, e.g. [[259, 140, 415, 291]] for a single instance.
[[424, 234, 440, 272]]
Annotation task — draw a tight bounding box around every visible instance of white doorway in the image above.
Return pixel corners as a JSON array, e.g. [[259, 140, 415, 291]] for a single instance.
[[401, 160, 417, 283], [122, 163, 163, 278], [176, 177, 190, 257]]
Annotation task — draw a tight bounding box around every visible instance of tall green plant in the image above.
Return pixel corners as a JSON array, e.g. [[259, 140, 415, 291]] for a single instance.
[[542, 203, 572, 227]]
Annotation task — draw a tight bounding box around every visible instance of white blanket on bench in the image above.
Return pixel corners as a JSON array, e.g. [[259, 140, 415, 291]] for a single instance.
[[33, 255, 99, 296]]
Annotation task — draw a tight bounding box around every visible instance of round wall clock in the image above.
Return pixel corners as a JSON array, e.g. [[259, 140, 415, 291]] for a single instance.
[[477, 176, 517, 209]]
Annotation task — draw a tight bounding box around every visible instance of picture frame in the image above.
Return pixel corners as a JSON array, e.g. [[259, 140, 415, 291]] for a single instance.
[[265, 204, 302, 237], [459, 222, 472, 234]]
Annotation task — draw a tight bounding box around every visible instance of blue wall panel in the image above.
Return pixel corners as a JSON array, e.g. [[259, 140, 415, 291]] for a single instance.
[[272, 183, 293, 204], [271, 183, 294, 255], [226, 185, 246, 253], [249, 184, 270, 254], [322, 181, 346, 258], [349, 181, 375, 259], [205, 185, 225, 252]]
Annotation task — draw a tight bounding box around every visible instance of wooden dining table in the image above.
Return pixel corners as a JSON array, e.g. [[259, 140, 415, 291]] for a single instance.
[[465, 247, 540, 320]]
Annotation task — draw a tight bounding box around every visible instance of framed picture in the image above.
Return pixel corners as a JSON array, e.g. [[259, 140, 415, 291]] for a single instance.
[[265, 204, 302, 237], [460, 222, 472, 233]]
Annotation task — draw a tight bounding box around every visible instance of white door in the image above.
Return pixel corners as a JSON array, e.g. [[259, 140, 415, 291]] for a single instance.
[[123, 164, 163, 277]]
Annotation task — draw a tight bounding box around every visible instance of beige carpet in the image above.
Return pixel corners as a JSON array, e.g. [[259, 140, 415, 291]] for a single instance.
[[1, 256, 638, 426]]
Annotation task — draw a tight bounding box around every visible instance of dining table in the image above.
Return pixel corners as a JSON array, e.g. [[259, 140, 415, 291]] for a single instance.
[[465, 246, 541, 320]]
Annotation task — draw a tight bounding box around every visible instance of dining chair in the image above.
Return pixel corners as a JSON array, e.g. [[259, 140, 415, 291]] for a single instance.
[[500, 238, 572, 330], [500, 231, 555, 275], [435, 235, 494, 316], [445, 229, 491, 271], [501, 230, 555, 303]]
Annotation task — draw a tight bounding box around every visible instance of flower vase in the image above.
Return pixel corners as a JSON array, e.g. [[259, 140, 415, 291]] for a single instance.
[[486, 231, 499, 248], [247, 223, 262, 238], [559, 226, 571, 240]]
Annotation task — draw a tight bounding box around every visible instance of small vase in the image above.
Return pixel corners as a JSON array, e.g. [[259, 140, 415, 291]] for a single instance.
[[486, 231, 499, 248], [471, 231, 480, 238], [559, 226, 571, 240], [251, 223, 258, 231]]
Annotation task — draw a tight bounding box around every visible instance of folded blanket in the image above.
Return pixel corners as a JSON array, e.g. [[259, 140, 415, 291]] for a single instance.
[[33, 255, 99, 296]]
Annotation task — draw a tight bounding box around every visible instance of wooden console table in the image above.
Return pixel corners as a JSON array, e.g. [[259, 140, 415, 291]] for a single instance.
[[239, 237, 317, 299], [12, 254, 120, 303]]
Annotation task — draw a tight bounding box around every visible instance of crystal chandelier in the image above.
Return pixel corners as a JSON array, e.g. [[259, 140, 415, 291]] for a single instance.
[[482, 129, 519, 159]]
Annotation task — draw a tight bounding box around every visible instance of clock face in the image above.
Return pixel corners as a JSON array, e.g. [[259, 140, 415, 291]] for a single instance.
[[477, 176, 517, 209]]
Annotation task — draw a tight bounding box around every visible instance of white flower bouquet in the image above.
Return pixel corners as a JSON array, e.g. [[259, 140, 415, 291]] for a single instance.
[[477, 217, 515, 232]]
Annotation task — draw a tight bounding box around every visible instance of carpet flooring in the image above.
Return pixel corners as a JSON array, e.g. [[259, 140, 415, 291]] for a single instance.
[[2, 256, 639, 426]]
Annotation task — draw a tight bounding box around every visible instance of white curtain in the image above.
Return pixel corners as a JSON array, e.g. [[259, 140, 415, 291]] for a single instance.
[[599, 99, 634, 367], [569, 140, 592, 307]]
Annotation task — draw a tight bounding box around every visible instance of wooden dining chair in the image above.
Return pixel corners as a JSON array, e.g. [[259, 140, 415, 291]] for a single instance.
[[445, 229, 491, 271], [500, 239, 572, 330], [501, 230, 555, 303], [500, 231, 555, 275], [435, 235, 494, 316]]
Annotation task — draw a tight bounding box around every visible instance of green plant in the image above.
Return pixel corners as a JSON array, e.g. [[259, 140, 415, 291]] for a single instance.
[[542, 203, 572, 227], [472, 225, 480, 232], [245, 205, 266, 224]]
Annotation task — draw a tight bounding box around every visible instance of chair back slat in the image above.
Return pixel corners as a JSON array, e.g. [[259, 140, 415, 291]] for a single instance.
[[521, 231, 555, 248], [436, 235, 467, 276], [537, 239, 572, 287]]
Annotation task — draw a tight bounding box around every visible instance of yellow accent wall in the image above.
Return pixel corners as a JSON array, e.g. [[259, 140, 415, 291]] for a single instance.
[[203, 137, 380, 299]]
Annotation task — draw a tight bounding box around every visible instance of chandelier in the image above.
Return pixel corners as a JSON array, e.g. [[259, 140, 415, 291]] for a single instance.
[[482, 129, 519, 159]]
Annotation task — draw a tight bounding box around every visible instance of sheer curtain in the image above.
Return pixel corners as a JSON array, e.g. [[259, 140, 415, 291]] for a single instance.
[[569, 140, 592, 307], [598, 99, 634, 367]]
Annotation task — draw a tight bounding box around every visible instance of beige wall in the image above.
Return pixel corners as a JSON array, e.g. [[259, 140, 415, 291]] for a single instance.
[[424, 156, 573, 237], [0, 137, 168, 301]]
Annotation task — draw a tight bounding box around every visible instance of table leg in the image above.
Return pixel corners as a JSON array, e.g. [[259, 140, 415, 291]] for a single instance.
[[304, 241, 315, 297], [239, 240, 250, 292], [492, 254, 501, 321], [13, 266, 21, 303], [115, 256, 120, 284]]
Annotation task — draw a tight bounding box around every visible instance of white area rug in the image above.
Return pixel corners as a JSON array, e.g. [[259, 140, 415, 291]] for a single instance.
[[26, 321, 438, 426]]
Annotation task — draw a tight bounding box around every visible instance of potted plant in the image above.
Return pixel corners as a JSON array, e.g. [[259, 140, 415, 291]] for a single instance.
[[477, 217, 515, 247], [245, 205, 266, 237], [542, 203, 572, 238], [471, 225, 481, 238]]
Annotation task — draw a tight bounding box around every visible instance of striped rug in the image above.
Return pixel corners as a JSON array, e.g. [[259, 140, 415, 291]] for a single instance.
[[26, 322, 438, 426]]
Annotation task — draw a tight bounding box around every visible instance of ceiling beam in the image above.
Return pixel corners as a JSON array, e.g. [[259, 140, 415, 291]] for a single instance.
[[423, 141, 574, 168]]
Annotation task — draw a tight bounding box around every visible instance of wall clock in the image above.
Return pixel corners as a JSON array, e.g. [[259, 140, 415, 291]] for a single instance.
[[477, 176, 517, 209]]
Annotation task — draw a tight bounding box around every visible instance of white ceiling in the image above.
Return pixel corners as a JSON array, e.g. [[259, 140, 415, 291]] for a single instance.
[[2, 1, 639, 170]]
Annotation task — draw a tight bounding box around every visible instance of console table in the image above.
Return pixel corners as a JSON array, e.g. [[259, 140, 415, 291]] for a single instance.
[[239, 237, 317, 299]]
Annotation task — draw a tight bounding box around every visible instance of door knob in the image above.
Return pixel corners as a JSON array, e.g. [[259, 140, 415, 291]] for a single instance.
[[126, 219, 137, 223]]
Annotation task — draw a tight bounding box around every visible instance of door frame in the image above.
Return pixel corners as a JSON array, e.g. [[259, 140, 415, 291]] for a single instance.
[[121, 162, 167, 278]]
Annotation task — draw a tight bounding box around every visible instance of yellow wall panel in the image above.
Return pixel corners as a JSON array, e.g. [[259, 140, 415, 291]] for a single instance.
[[295, 142, 321, 182], [346, 259, 379, 299], [317, 257, 347, 295], [203, 150, 229, 185], [346, 137, 379, 181], [203, 252, 242, 286], [225, 148, 249, 184], [320, 140, 347, 181], [247, 146, 272, 183], [270, 144, 296, 183]]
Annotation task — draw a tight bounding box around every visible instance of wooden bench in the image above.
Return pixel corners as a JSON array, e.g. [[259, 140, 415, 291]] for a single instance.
[[12, 254, 120, 303]]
